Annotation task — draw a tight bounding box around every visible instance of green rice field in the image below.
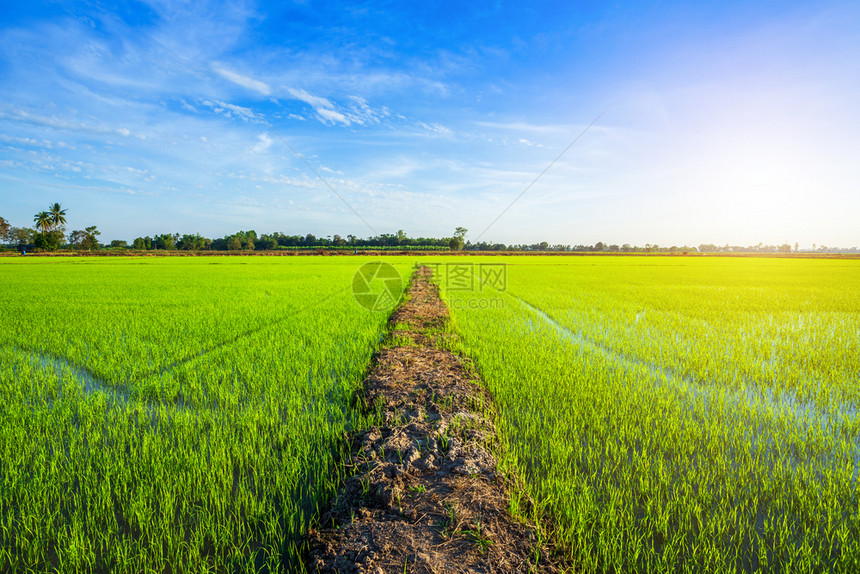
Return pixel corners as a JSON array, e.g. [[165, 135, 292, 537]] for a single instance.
[[0, 256, 411, 572], [1, 255, 858, 572], [437, 256, 859, 572]]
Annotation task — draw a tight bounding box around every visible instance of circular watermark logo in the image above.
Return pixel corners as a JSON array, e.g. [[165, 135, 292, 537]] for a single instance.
[[352, 261, 403, 312]]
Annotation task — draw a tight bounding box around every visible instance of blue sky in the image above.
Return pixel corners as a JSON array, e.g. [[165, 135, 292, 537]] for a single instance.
[[1, 0, 858, 247]]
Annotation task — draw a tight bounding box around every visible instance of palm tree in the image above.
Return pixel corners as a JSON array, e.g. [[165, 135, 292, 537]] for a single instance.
[[49, 202, 67, 230], [34, 211, 52, 233]]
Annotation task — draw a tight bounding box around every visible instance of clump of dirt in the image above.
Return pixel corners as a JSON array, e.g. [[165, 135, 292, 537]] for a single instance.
[[306, 266, 567, 573]]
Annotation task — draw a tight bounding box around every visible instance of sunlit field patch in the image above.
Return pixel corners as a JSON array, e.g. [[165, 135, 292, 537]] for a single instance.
[[439, 256, 859, 573]]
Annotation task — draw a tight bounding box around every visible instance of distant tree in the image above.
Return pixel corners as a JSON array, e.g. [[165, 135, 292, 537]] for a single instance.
[[178, 233, 209, 251], [256, 234, 279, 250], [449, 227, 467, 251], [110, 239, 128, 249], [228, 236, 242, 251], [594, 241, 605, 252], [69, 226, 101, 250], [68, 230, 86, 249], [86, 226, 100, 247], [0, 217, 9, 243], [154, 233, 178, 250], [49, 203, 67, 229], [8, 227, 33, 246], [32, 206, 65, 250], [132, 237, 147, 250], [33, 230, 64, 251], [34, 211, 52, 233]]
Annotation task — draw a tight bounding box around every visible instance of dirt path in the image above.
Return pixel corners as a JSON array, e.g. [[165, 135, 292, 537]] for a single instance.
[[306, 266, 566, 573]]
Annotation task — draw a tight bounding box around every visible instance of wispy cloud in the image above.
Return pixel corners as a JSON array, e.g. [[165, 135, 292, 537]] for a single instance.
[[315, 107, 351, 125], [285, 87, 353, 125], [197, 100, 261, 123], [0, 134, 76, 150], [248, 133, 273, 154], [286, 87, 334, 110], [416, 122, 453, 136], [0, 107, 145, 140], [473, 120, 569, 134], [213, 64, 272, 95]]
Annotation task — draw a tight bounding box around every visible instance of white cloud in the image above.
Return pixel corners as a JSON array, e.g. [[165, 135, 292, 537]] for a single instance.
[[316, 107, 350, 125], [285, 87, 354, 126], [473, 120, 567, 134], [180, 99, 199, 113], [0, 134, 77, 150], [213, 64, 272, 96], [0, 107, 146, 139], [417, 121, 453, 136], [249, 133, 273, 154], [517, 138, 546, 148], [198, 100, 260, 123], [345, 96, 382, 125], [287, 88, 335, 111]]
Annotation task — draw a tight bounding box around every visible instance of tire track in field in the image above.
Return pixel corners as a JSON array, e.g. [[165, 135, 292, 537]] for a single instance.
[[134, 285, 352, 382], [510, 292, 858, 434], [2, 344, 124, 403], [503, 292, 860, 484], [3, 285, 354, 409], [455, 269, 858, 477], [454, 275, 859, 559], [464, 261, 856, 432]]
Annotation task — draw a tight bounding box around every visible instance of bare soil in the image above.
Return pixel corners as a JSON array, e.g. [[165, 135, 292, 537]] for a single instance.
[[306, 266, 567, 573]]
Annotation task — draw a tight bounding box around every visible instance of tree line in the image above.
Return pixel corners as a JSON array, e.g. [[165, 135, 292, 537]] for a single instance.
[[125, 229, 456, 251], [2, 205, 858, 254], [1, 204, 102, 252], [0, 206, 461, 252]]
